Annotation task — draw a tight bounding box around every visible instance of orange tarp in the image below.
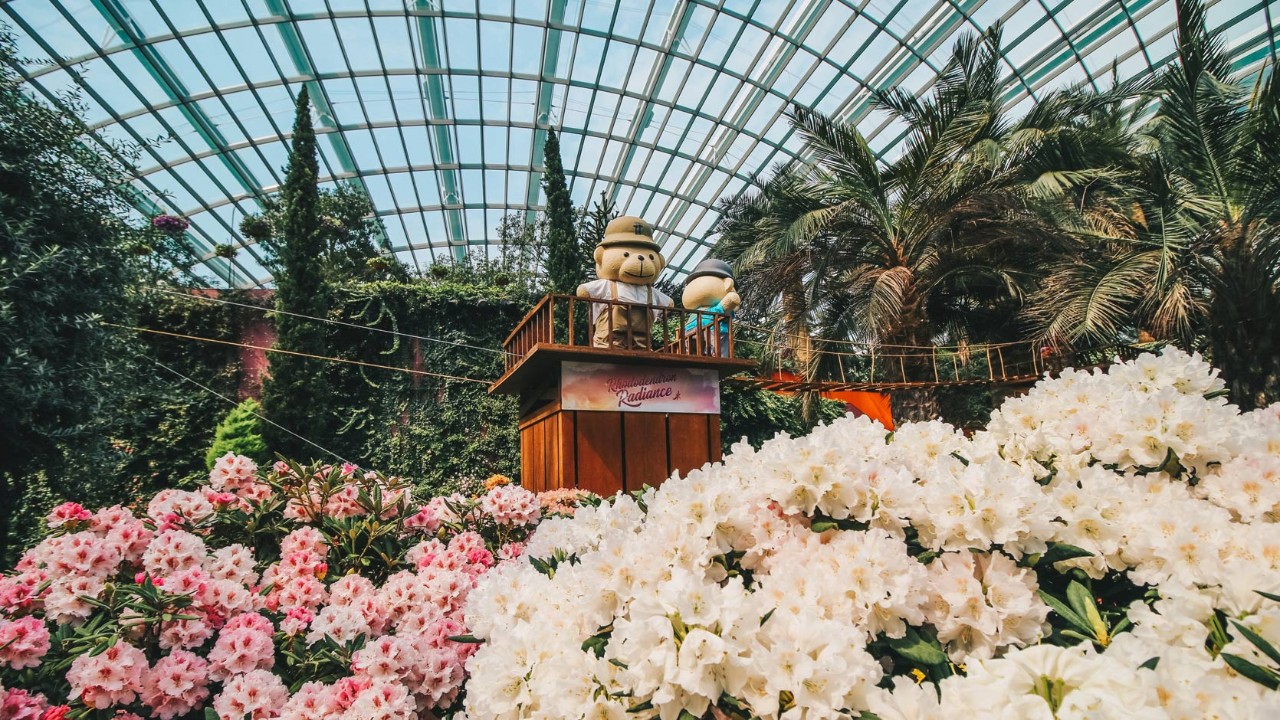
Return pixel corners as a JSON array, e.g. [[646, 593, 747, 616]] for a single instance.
[[765, 370, 895, 430]]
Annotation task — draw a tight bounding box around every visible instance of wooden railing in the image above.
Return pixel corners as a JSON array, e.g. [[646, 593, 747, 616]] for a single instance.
[[501, 293, 738, 374]]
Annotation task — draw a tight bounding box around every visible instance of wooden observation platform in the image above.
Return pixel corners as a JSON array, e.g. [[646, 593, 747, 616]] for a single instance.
[[490, 294, 753, 496]]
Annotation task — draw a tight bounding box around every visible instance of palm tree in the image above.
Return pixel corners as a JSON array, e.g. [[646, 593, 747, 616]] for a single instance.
[[715, 26, 1067, 423], [1029, 0, 1280, 409]]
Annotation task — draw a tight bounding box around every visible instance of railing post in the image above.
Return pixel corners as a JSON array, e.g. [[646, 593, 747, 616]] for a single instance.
[[567, 296, 576, 347]]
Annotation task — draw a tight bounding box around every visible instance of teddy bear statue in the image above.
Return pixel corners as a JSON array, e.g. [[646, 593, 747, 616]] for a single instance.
[[681, 258, 741, 357], [575, 215, 674, 349]]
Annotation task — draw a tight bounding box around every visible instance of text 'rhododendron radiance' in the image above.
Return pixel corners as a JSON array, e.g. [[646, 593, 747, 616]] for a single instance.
[[0, 454, 596, 720], [461, 349, 1280, 720]]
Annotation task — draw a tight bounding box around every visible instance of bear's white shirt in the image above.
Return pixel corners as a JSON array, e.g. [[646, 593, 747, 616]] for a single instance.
[[579, 279, 674, 323]]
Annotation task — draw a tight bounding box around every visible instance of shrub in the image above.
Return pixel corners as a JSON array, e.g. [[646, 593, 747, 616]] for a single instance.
[[206, 399, 269, 469], [0, 455, 595, 719], [462, 349, 1280, 719]]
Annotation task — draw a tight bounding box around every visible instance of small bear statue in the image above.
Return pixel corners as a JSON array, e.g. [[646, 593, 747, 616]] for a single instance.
[[576, 216, 674, 349], [681, 258, 740, 357]]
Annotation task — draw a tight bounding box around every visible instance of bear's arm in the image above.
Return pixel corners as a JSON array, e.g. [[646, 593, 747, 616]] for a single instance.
[[575, 283, 591, 298]]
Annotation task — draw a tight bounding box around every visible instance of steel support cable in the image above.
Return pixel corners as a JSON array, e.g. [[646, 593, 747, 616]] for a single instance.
[[153, 288, 512, 358], [104, 323, 493, 385], [144, 356, 353, 466]]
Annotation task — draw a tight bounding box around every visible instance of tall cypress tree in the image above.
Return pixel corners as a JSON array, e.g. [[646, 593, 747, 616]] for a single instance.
[[261, 87, 334, 460], [541, 128, 584, 293]]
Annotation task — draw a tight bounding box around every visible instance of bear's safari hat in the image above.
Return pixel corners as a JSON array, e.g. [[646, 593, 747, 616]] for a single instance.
[[686, 258, 734, 281], [599, 215, 662, 251]]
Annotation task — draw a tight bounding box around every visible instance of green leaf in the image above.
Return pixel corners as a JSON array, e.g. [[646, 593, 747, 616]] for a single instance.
[[1221, 653, 1280, 690], [582, 634, 609, 658], [627, 701, 654, 714], [810, 520, 838, 533], [1138, 656, 1160, 670], [1066, 581, 1108, 643], [446, 634, 484, 644], [205, 709, 219, 720], [1230, 621, 1280, 667], [885, 625, 948, 666], [1040, 543, 1093, 567], [1038, 589, 1096, 638], [1257, 590, 1280, 603]]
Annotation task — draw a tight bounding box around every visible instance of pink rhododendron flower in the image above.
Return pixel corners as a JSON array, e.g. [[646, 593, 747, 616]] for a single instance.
[[158, 615, 214, 650], [210, 453, 260, 494], [498, 541, 526, 560], [0, 686, 47, 720], [66, 641, 147, 709], [340, 680, 416, 720], [142, 530, 207, 578], [324, 485, 365, 520], [278, 681, 335, 720], [147, 489, 214, 526], [141, 649, 211, 720], [306, 604, 372, 646], [401, 506, 439, 534], [0, 572, 43, 615], [281, 606, 314, 636], [208, 613, 276, 680], [104, 518, 153, 562], [212, 669, 288, 720], [479, 485, 540, 526], [207, 544, 259, 586], [42, 575, 105, 626], [280, 527, 328, 559], [46, 502, 91, 529], [0, 616, 50, 670]]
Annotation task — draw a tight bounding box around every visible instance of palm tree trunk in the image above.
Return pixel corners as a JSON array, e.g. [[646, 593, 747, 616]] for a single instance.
[[890, 387, 941, 424], [780, 283, 819, 427]]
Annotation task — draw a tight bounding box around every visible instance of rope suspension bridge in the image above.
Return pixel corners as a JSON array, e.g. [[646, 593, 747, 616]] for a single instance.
[[497, 294, 1134, 394]]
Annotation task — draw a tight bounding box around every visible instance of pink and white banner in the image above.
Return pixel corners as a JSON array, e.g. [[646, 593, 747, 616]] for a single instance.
[[561, 361, 720, 413]]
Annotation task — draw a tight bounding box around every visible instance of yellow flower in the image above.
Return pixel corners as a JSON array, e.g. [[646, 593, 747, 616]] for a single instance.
[[484, 474, 512, 491]]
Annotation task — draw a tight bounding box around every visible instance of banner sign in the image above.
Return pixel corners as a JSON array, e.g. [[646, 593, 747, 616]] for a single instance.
[[561, 361, 720, 414]]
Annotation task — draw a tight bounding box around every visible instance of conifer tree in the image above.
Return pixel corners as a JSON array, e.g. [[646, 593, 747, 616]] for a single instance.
[[206, 398, 269, 468], [261, 87, 334, 459], [541, 128, 585, 293]]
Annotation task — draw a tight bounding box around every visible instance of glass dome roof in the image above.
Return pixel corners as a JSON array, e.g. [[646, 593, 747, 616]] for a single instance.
[[3, 0, 1275, 287]]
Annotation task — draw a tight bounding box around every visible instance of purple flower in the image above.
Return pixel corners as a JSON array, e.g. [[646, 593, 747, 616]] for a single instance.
[[151, 215, 189, 234]]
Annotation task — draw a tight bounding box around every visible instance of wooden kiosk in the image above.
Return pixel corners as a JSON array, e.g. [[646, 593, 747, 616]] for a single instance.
[[489, 294, 754, 495]]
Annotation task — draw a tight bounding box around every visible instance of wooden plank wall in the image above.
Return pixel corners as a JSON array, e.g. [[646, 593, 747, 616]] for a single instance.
[[520, 408, 721, 495]]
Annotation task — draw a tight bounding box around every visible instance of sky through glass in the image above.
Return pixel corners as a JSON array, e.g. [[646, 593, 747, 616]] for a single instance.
[[3, 0, 1275, 286]]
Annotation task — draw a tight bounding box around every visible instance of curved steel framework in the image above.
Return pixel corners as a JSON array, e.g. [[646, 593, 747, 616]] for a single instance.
[[3, 0, 1276, 287]]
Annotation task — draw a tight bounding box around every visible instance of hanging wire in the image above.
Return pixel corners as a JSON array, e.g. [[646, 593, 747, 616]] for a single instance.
[[145, 356, 353, 466], [105, 323, 494, 385], [153, 287, 511, 358]]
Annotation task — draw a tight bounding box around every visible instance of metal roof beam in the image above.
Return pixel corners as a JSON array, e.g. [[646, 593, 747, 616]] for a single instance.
[[524, 0, 569, 221]]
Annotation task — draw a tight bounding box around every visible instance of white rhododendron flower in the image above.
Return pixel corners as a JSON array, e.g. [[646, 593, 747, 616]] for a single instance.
[[463, 349, 1280, 720]]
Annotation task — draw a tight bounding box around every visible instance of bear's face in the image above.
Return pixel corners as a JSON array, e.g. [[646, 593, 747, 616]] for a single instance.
[[681, 275, 734, 310], [595, 243, 665, 285]]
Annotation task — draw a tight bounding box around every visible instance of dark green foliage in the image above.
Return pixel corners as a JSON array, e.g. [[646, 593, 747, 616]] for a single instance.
[[542, 128, 587, 293], [936, 385, 993, 432], [720, 382, 845, 453], [0, 29, 144, 564], [261, 87, 338, 460], [577, 191, 618, 279], [241, 183, 407, 285], [113, 289, 260, 493], [206, 398, 269, 468], [323, 280, 528, 495]]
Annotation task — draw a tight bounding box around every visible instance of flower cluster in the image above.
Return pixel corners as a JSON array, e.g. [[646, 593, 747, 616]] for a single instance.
[[463, 349, 1280, 720], [0, 454, 585, 720], [150, 214, 189, 235]]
